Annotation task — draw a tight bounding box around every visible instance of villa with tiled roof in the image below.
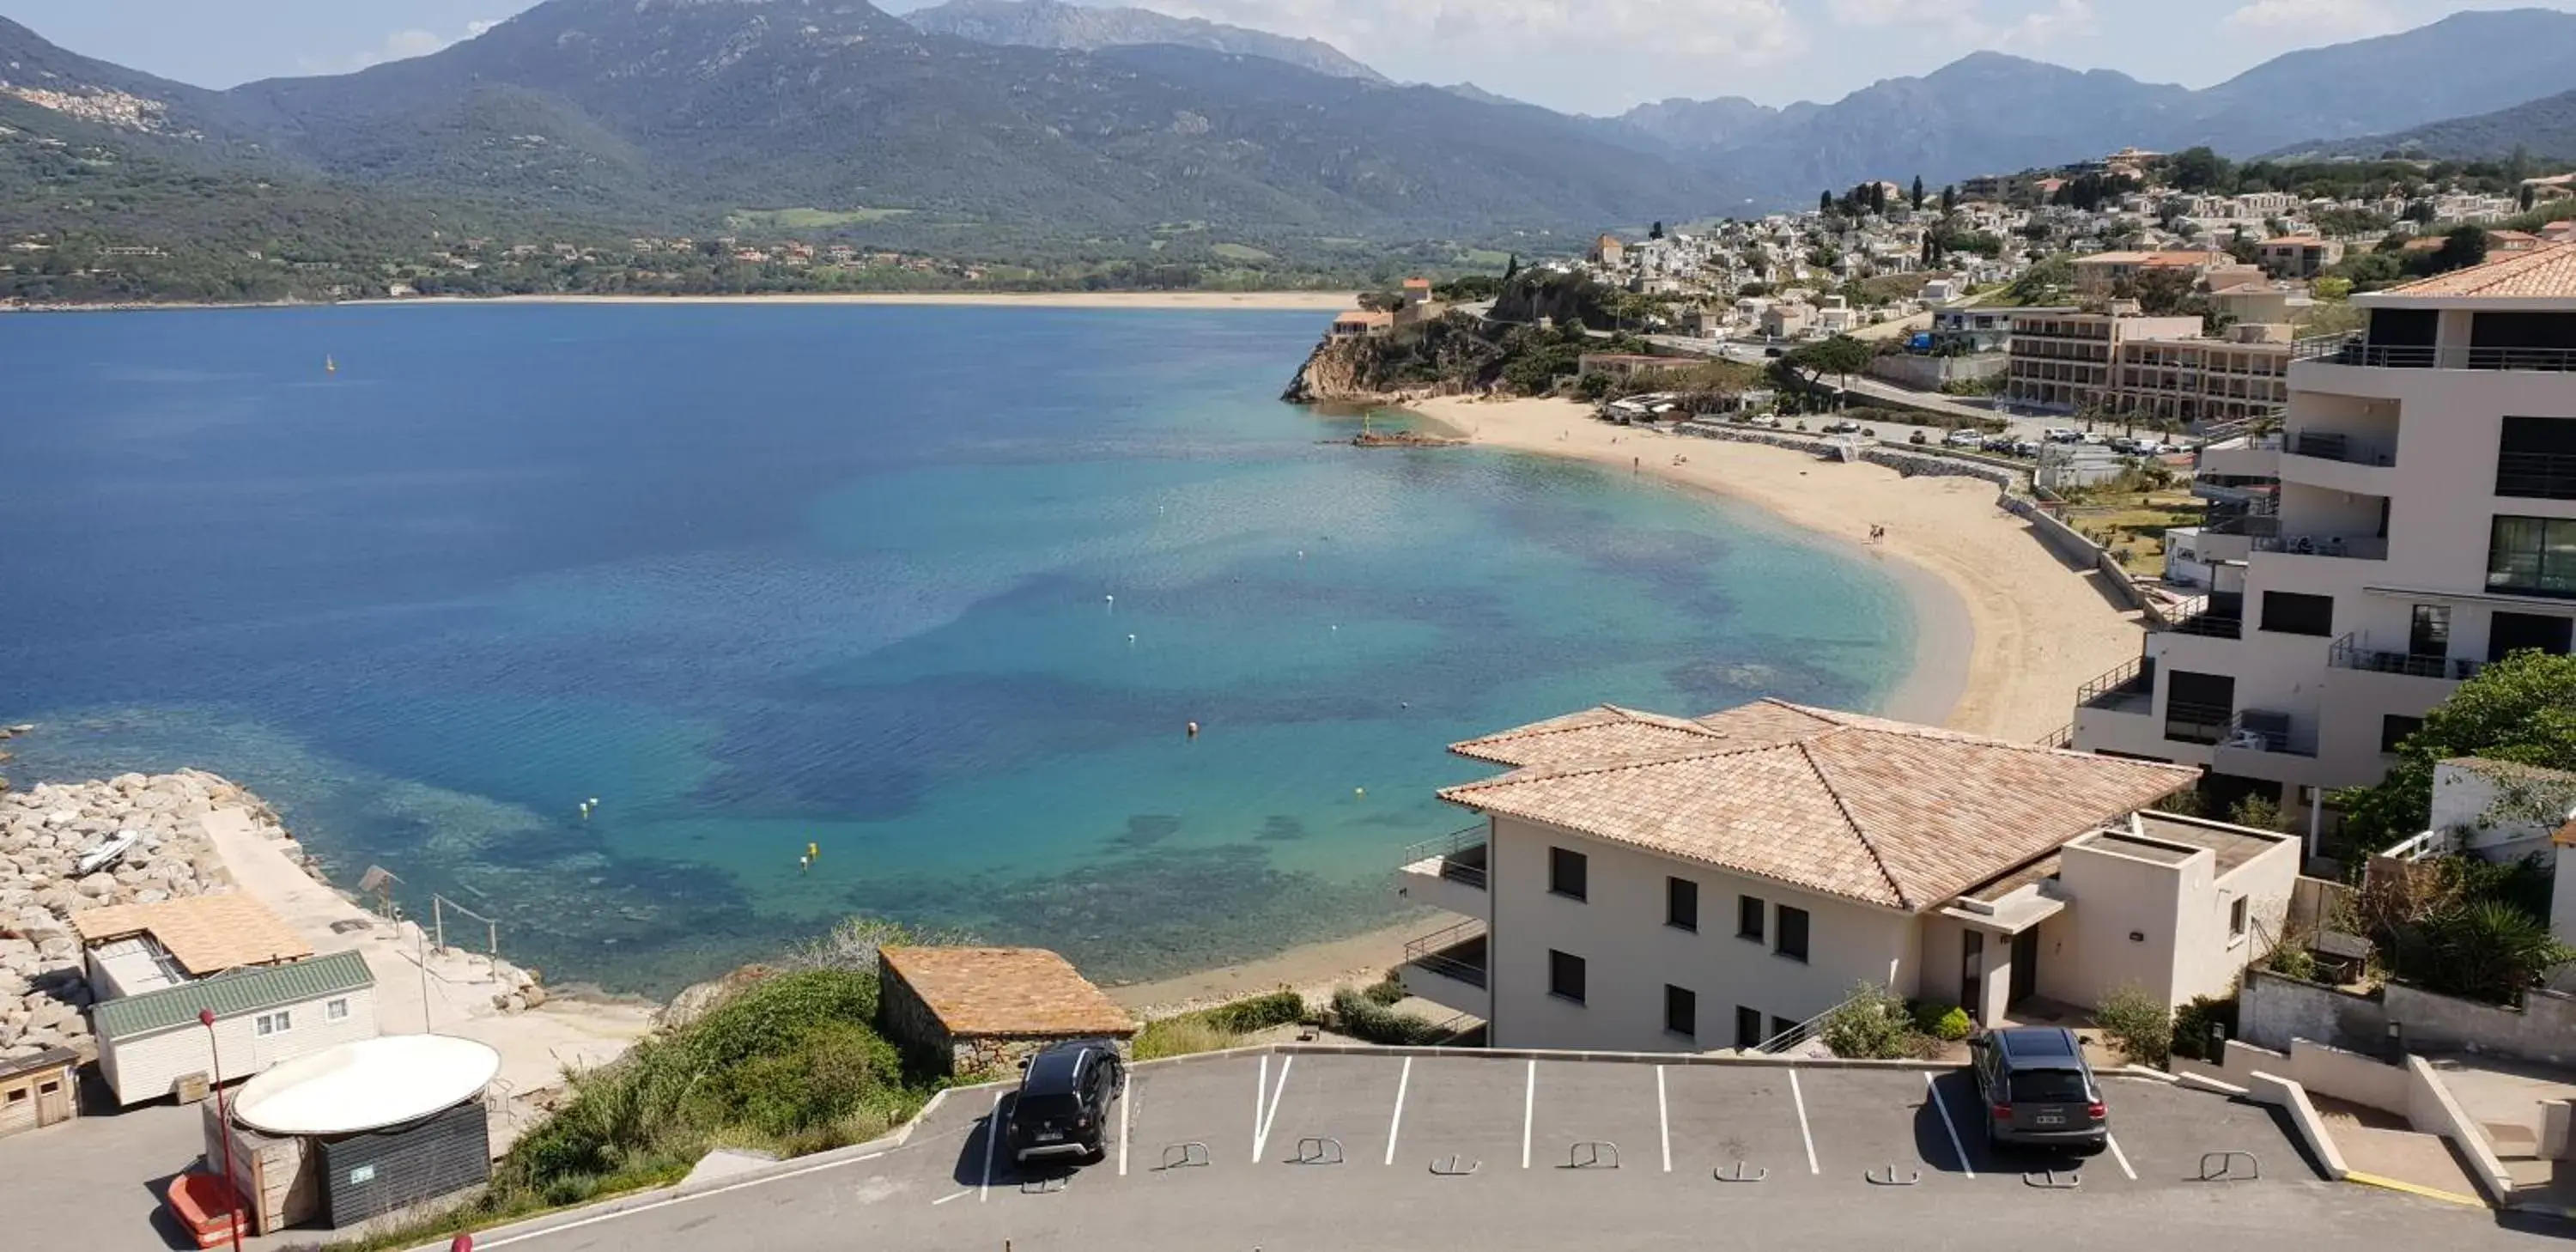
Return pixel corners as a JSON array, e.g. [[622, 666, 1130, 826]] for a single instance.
[[1395, 701, 2300, 1053]]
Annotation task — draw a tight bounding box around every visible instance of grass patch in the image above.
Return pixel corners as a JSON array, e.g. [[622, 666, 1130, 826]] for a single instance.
[[1207, 242, 1275, 263], [1132, 989, 1306, 1061], [729, 206, 909, 229]]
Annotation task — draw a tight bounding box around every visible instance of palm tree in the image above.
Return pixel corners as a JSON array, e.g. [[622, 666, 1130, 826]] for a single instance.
[[2406, 900, 2576, 1006]]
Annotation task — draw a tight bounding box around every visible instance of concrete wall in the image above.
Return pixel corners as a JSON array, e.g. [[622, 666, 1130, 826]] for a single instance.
[[2408, 1054, 2517, 1201], [2559, 846, 2576, 950], [1486, 815, 1917, 1052], [2177, 1037, 2410, 1114], [2186, 842, 2300, 1004], [2047, 840, 2190, 1008], [2242, 1069, 2349, 1180], [1867, 353, 2007, 391], [1917, 914, 2014, 1027], [105, 988, 380, 1106], [2004, 500, 2154, 615], [2239, 968, 2391, 1055], [2241, 968, 2576, 1069], [1673, 423, 2023, 491]]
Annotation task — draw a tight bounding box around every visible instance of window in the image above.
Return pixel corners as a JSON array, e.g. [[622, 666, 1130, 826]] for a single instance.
[[2380, 714, 2424, 756], [1665, 985, 1697, 1038], [1771, 1014, 1799, 1043], [1547, 950, 1586, 1005], [1548, 847, 1589, 902], [254, 1011, 292, 1037], [2410, 605, 2451, 658], [2229, 896, 2249, 939], [2259, 591, 2335, 637], [1666, 878, 1699, 933], [2490, 611, 2575, 663], [2496, 417, 2576, 500], [325, 998, 350, 1023], [4, 1089, 21, 1103], [2488, 515, 2576, 599], [1776, 905, 1811, 963], [2165, 671, 2235, 745], [1737, 895, 1766, 942], [1735, 1006, 1765, 1049]]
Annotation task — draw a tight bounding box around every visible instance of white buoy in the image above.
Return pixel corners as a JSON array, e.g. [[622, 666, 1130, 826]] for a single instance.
[[588, 797, 600, 806], [1297, 550, 1305, 561], [1127, 633, 1138, 645]]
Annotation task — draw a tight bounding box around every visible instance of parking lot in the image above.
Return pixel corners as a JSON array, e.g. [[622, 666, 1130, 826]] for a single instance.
[[466, 1046, 2573, 1252]]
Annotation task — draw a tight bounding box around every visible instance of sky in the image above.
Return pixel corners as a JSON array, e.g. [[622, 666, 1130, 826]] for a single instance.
[[2, 0, 2567, 115]]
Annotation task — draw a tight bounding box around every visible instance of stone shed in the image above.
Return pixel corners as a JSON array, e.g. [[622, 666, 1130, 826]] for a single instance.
[[876, 946, 1134, 1076]]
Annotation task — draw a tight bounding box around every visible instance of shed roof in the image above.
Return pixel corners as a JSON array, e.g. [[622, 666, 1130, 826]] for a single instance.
[[1440, 701, 2197, 912], [0, 1048, 78, 1083], [91, 950, 374, 1042], [878, 946, 1134, 1038], [71, 894, 313, 977]]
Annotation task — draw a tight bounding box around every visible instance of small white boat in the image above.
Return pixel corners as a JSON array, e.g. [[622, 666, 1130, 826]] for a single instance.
[[76, 830, 140, 876]]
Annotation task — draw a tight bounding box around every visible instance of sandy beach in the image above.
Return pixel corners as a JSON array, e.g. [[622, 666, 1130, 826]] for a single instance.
[[1108, 920, 1425, 1018], [471, 290, 1358, 311], [1419, 394, 2146, 744]]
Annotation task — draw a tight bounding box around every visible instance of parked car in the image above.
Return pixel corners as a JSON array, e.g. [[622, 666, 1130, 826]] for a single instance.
[[2042, 428, 2081, 443], [1822, 420, 1862, 435], [1005, 1039, 1125, 1164], [1946, 428, 1985, 447], [1968, 1027, 2107, 1152], [1981, 435, 2019, 452], [1748, 413, 1781, 428], [1909, 430, 1929, 445]]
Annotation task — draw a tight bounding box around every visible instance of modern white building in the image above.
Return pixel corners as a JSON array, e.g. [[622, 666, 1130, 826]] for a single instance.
[[1394, 702, 2296, 1053], [2071, 243, 2576, 818]]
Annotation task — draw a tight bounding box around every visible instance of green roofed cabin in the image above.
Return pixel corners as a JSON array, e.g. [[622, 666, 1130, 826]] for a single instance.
[[90, 948, 378, 1107]]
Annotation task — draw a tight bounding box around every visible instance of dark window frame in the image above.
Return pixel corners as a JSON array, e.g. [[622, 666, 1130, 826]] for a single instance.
[[2488, 514, 2576, 599], [1735, 1006, 1764, 1049], [1737, 895, 1766, 943], [1775, 904, 1811, 963], [1547, 949, 1587, 1006], [1666, 877, 1699, 933], [1548, 846, 1589, 902], [2258, 590, 2336, 637], [2380, 714, 2424, 756], [1664, 985, 1697, 1039]]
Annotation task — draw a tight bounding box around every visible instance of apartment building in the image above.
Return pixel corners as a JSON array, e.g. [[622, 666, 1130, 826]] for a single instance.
[[2070, 243, 2576, 817], [2257, 235, 2345, 278], [2112, 324, 2295, 427], [2072, 250, 2222, 299], [1392, 702, 2298, 1053], [2005, 308, 2202, 411]]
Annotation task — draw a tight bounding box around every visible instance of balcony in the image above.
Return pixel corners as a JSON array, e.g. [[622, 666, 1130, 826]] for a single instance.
[[1399, 920, 1490, 1018], [2327, 635, 2482, 683], [2166, 598, 2245, 640], [2295, 337, 2576, 374], [1394, 824, 1491, 920], [2496, 451, 2576, 502], [2251, 533, 2389, 561], [2213, 709, 2324, 785], [2164, 699, 2233, 747], [2196, 435, 2281, 479], [2077, 657, 2154, 713], [2277, 429, 2398, 495]]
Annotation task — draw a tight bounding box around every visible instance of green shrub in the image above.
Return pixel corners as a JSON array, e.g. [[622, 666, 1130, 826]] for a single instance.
[[1330, 987, 1452, 1046], [2265, 942, 2319, 982], [2093, 987, 2173, 1067], [1820, 982, 1928, 1060], [1132, 1014, 1239, 1061], [1203, 989, 1304, 1034], [2170, 995, 2239, 1062], [1910, 1001, 1972, 1042], [1362, 975, 1407, 1007]]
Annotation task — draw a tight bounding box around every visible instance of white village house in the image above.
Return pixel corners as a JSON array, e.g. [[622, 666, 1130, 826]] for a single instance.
[[72, 895, 380, 1105]]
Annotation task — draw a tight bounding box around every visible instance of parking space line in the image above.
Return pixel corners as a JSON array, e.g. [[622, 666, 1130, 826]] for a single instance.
[[2105, 1133, 2136, 1181], [1253, 1055, 1269, 1163], [980, 1090, 1003, 1202], [1656, 1066, 1671, 1172], [1789, 1069, 1819, 1175], [1385, 1057, 1412, 1166], [1117, 1074, 1132, 1176], [1922, 1072, 1975, 1181], [1521, 1060, 1536, 1170], [933, 1190, 970, 1206], [1255, 1055, 1294, 1161]]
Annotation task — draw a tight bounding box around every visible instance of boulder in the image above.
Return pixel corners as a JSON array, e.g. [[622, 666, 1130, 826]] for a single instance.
[[74, 872, 114, 897]]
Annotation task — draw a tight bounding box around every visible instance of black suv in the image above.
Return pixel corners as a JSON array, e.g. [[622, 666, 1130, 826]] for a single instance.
[[1968, 1026, 2106, 1152], [1003, 1039, 1123, 1164]]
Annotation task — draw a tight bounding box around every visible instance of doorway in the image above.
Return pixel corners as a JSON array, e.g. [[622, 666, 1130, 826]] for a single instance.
[[2009, 927, 2039, 1006], [1960, 931, 1984, 1018]]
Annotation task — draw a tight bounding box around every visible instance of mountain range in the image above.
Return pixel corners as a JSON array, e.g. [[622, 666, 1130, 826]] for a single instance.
[[2268, 88, 2576, 163], [3, 0, 2574, 268]]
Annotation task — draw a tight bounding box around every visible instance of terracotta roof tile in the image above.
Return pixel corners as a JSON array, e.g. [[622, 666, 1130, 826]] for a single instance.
[[2382, 241, 2576, 299], [70, 894, 313, 976], [1440, 700, 2198, 912], [879, 946, 1135, 1038]]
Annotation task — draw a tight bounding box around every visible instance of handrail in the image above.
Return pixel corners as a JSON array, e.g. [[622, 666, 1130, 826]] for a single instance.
[[2495, 449, 2576, 501], [2037, 725, 2074, 750], [2252, 533, 2389, 561], [2327, 634, 2482, 682], [1403, 920, 1489, 989], [2076, 657, 2153, 708], [2217, 710, 2318, 757], [1751, 986, 1877, 1054], [2297, 337, 2576, 373], [1398, 824, 1491, 890]]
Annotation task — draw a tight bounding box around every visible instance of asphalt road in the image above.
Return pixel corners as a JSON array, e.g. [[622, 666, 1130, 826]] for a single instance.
[[451, 1052, 2555, 1252]]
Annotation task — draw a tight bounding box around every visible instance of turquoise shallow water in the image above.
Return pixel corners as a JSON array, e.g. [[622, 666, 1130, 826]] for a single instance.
[[0, 305, 1917, 994]]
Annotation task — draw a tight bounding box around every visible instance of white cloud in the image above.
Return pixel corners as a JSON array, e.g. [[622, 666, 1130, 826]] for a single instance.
[[297, 21, 501, 76], [1827, 0, 1914, 26], [1993, 0, 2099, 51], [2223, 0, 2401, 33]]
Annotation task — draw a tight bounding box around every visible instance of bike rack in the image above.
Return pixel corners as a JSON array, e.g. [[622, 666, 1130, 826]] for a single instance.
[[1157, 1141, 1212, 1171], [1713, 1161, 1768, 1183], [2023, 1170, 2081, 1189], [1565, 1140, 1620, 1170], [2198, 1150, 2260, 1182], [1020, 1176, 1068, 1195], [1293, 1136, 1346, 1165], [1865, 1164, 1922, 1186], [1429, 1154, 1482, 1176]]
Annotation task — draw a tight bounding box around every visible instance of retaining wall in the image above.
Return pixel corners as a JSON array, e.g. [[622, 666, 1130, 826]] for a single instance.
[[1673, 422, 2022, 490], [2171, 1037, 2409, 1114], [2241, 968, 2576, 1068], [2408, 1054, 2516, 1201]]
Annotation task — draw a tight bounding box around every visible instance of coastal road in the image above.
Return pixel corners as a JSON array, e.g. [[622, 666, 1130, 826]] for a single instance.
[[441, 1051, 2553, 1252]]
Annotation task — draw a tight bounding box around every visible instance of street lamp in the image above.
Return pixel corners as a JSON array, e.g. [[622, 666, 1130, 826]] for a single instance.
[[198, 1007, 244, 1252]]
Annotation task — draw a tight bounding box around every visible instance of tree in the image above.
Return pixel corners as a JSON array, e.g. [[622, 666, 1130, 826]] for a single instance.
[[2112, 266, 2201, 317], [2423, 224, 2489, 276], [2336, 651, 2576, 848], [2169, 146, 2233, 193], [1503, 252, 1520, 281], [1911, 174, 1926, 210], [1782, 335, 1875, 404], [1820, 190, 1835, 215], [1868, 182, 1888, 216], [1941, 184, 1957, 213], [1649, 221, 1666, 240], [2524, 185, 2540, 212]]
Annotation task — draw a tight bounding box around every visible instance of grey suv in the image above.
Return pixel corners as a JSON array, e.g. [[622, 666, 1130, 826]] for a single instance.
[[1967, 1026, 2106, 1152]]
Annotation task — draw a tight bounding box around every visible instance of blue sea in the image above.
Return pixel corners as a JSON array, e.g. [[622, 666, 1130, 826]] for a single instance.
[[0, 304, 1917, 994]]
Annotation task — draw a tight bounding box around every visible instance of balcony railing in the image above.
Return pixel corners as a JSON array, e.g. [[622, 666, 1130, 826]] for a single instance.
[[1403, 920, 1489, 990], [1399, 824, 1491, 890], [2219, 710, 2318, 757], [2252, 533, 2389, 561], [2496, 450, 2576, 501], [2077, 656, 2155, 712], [2165, 699, 2233, 746], [2285, 430, 2395, 468], [2202, 513, 2280, 539], [2328, 635, 2482, 682], [2296, 337, 2576, 373], [2167, 598, 2245, 639]]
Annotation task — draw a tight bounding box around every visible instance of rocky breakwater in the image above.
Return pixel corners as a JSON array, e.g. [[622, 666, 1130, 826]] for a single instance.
[[0, 769, 259, 1061]]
